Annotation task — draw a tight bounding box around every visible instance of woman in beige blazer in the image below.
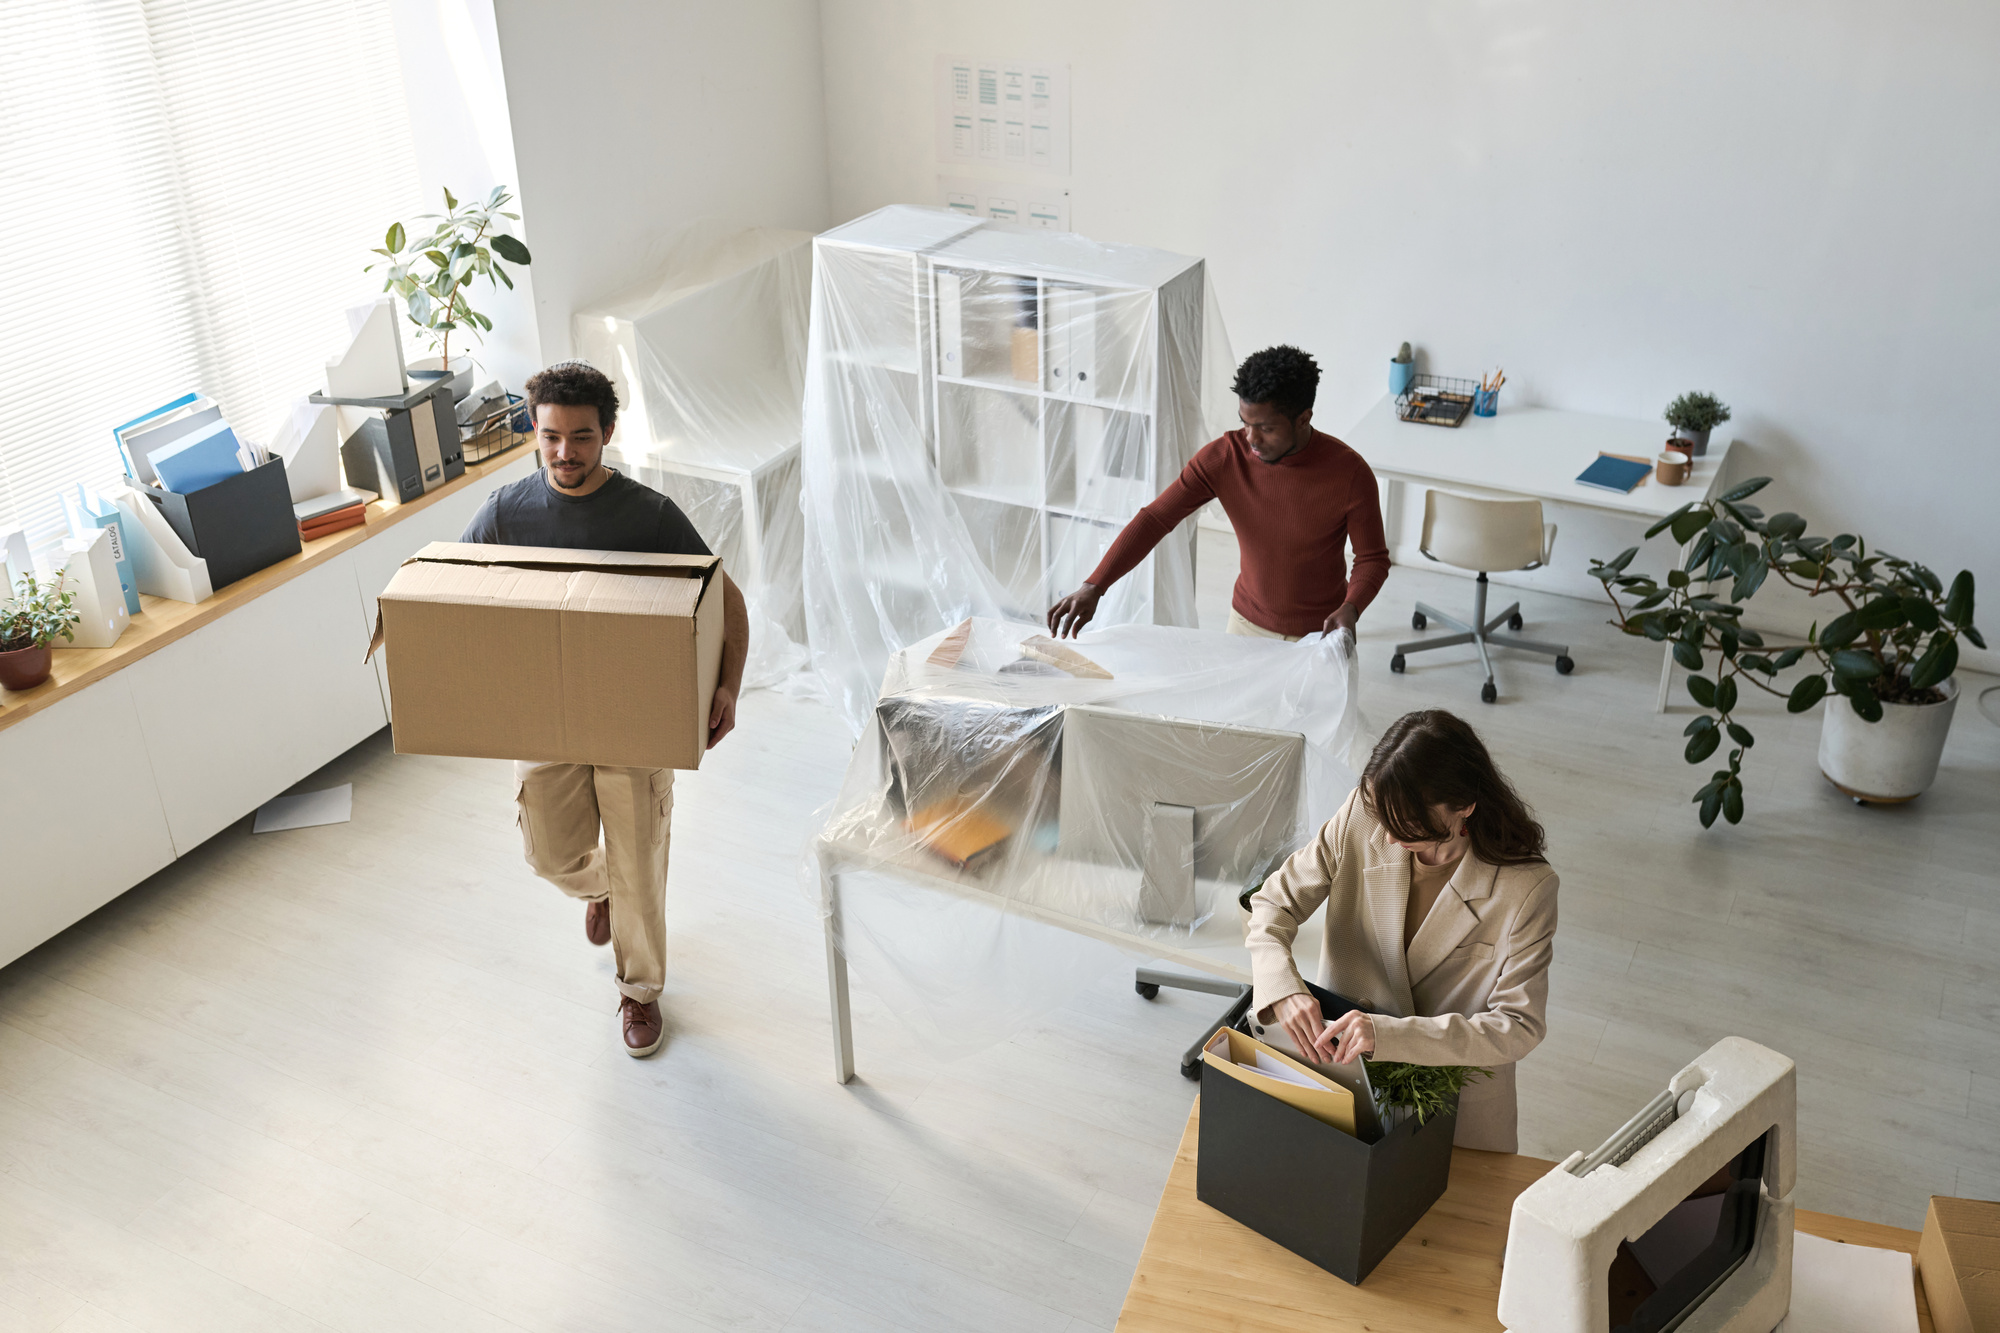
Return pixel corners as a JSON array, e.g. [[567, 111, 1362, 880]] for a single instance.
[[1247, 709, 1557, 1153]]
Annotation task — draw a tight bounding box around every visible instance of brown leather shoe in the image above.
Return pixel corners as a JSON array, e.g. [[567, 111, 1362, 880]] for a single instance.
[[584, 898, 610, 947], [619, 996, 664, 1057]]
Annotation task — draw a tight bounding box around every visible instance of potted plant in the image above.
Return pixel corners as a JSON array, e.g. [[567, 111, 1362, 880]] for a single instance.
[[367, 185, 533, 390], [0, 571, 82, 691], [1663, 391, 1731, 456], [1590, 477, 1982, 824]]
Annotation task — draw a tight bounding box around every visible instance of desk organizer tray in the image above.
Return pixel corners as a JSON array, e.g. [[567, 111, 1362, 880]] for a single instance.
[[1396, 374, 1477, 427]]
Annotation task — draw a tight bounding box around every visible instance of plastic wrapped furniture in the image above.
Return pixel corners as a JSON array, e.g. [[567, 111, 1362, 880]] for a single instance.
[[575, 223, 811, 684], [802, 206, 1219, 730], [810, 616, 1359, 1076]]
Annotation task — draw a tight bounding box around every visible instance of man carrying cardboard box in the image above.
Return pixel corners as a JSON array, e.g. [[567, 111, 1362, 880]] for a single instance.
[[460, 362, 749, 1057]]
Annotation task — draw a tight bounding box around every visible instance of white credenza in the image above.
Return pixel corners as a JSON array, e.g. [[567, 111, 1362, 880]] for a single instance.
[[0, 452, 534, 970]]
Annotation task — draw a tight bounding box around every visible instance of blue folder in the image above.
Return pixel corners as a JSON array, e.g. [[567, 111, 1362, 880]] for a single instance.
[[148, 419, 245, 494], [1575, 454, 1653, 494]]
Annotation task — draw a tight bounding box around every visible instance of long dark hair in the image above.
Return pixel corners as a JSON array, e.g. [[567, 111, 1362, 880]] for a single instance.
[[1361, 710, 1547, 866]]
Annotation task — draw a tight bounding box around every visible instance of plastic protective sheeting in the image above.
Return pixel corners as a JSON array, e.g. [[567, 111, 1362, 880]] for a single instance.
[[574, 221, 811, 688], [810, 616, 1359, 1053], [801, 206, 1239, 732]]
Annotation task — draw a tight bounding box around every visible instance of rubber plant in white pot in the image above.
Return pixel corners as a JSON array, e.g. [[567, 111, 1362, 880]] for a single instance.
[[367, 185, 532, 390], [1589, 477, 1982, 824]]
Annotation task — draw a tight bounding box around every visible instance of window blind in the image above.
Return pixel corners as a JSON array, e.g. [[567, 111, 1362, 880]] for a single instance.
[[0, 0, 425, 567]]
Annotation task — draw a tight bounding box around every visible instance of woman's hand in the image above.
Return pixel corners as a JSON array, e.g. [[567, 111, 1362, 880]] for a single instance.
[[1274, 993, 1332, 1062], [1321, 1010, 1375, 1064]]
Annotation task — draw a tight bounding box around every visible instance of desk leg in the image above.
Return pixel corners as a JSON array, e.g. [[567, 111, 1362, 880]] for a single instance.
[[823, 870, 855, 1084], [1655, 642, 1676, 713]]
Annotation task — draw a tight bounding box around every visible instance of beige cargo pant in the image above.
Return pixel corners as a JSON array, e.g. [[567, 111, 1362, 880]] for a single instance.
[[1225, 608, 1303, 642], [514, 761, 672, 1003]]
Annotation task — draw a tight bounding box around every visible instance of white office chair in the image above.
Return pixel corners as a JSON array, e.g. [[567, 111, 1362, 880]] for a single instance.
[[1391, 490, 1573, 702]]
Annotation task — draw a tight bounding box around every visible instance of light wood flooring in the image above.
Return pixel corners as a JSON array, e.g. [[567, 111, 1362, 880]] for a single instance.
[[1, 531, 1996, 1332]]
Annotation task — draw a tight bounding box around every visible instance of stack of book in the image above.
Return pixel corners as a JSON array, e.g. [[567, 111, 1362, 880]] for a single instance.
[[295, 488, 373, 542]]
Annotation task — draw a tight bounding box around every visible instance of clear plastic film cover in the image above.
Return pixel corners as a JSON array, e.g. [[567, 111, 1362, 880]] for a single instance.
[[573, 221, 812, 688], [809, 616, 1359, 1053], [801, 206, 1238, 731]]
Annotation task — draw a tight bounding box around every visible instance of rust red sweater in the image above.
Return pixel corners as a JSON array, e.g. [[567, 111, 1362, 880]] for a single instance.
[[1087, 429, 1390, 637]]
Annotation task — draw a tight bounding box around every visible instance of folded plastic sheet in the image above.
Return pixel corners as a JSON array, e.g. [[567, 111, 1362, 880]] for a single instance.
[[574, 221, 811, 688], [810, 616, 1358, 1051], [800, 206, 1241, 732]]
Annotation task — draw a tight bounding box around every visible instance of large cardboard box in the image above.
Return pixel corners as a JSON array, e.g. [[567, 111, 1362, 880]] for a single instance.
[[1921, 1195, 2000, 1333], [372, 542, 724, 770]]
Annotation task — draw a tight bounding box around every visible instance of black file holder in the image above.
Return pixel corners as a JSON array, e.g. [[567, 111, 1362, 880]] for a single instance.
[[1196, 986, 1460, 1285], [139, 456, 302, 591]]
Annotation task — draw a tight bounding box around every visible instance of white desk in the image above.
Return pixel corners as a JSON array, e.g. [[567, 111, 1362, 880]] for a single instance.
[[1343, 394, 1737, 709]]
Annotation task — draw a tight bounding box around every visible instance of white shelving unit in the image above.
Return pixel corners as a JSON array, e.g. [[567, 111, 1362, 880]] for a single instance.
[[810, 207, 1207, 627]]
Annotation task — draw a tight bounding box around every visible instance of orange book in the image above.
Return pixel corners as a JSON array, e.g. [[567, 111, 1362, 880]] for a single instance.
[[300, 504, 366, 541], [906, 797, 1014, 869]]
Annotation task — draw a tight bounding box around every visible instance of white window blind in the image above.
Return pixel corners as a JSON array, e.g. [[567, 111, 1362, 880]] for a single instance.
[[0, 0, 425, 565]]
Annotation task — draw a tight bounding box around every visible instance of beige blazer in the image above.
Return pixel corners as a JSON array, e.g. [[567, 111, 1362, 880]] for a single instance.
[[1246, 788, 1559, 1153]]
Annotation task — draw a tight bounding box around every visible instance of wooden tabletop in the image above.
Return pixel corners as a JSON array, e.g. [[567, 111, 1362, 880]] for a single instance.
[[1114, 1098, 1933, 1332], [0, 440, 530, 733]]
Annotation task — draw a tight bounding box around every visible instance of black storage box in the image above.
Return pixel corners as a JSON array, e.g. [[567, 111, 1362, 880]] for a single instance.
[[140, 456, 301, 590], [1196, 987, 1460, 1285], [321, 382, 465, 504]]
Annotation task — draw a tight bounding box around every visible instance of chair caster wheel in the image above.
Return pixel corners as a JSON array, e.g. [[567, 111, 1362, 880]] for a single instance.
[[1508, 612, 1524, 631], [1390, 653, 1406, 673], [1179, 1059, 1201, 1081], [1136, 981, 1160, 1000], [1412, 611, 1427, 630], [1555, 655, 1574, 675], [1481, 681, 1498, 703]]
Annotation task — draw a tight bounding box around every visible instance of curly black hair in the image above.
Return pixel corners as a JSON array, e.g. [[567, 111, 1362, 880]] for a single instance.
[[1231, 345, 1320, 417], [525, 360, 620, 432]]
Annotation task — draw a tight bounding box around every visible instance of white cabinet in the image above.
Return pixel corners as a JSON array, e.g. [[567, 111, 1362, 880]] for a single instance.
[[125, 552, 387, 852], [0, 680, 175, 968]]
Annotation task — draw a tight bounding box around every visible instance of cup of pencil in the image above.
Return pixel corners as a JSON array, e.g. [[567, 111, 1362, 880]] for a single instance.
[[1473, 369, 1504, 417]]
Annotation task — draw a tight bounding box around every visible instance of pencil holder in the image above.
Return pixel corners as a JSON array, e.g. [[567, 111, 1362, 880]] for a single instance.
[[1473, 387, 1499, 417], [1389, 359, 1415, 396]]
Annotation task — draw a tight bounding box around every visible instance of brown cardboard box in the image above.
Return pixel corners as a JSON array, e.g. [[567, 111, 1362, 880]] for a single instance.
[[371, 542, 724, 770], [1921, 1195, 2000, 1333]]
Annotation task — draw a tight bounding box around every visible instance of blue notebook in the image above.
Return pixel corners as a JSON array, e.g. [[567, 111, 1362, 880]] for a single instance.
[[148, 419, 245, 494], [1575, 454, 1653, 494]]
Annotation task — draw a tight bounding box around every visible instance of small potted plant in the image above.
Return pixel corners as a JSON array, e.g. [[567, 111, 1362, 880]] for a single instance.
[[1590, 479, 1982, 823], [0, 571, 82, 691], [368, 185, 533, 392], [1663, 391, 1731, 456]]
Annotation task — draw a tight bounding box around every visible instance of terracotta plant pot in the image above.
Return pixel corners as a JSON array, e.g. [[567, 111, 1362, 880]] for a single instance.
[[0, 643, 53, 691], [1818, 677, 1959, 804]]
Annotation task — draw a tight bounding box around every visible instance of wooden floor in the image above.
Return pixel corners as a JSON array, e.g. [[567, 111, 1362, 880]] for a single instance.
[[1, 531, 1996, 1332]]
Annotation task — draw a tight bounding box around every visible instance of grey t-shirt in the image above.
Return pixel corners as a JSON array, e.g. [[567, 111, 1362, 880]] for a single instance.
[[460, 467, 711, 556]]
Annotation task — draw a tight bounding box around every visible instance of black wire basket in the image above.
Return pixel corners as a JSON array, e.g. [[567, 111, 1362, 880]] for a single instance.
[[461, 392, 532, 464], [1395, 375, 1477, 428]]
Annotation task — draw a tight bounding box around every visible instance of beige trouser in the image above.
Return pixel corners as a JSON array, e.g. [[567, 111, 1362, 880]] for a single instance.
[[514, 760, 673, 1003], [1225, 608, 1303, 642]]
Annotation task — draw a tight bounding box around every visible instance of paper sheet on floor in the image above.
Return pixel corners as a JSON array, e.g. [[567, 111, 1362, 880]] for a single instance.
[[1774, 1229, 1919, 1333], [253, 784, 353, 834]]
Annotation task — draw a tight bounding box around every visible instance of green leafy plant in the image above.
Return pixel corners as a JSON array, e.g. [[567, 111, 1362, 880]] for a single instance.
[[1663, 391, 1731, 434], [1, 571, 81, 652], [1364, 1059, 1490, 1125], [367, 186, 532, 371], [1590, 477, 1983, 827]]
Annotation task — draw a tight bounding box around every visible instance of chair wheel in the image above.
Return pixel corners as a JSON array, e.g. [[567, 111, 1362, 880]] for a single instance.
[[1135, 981, 1160, 1000], [1555, 655, 1574, 675], [1412, 611, 1427, 630], [1508, 612, 1524, 631], [1390, 653, 1406, 673], [1480, 680, 1498, 703], [1179, 1058, 1201, 1081]]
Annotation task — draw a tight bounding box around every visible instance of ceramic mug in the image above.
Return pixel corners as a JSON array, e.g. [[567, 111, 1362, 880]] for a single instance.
[[1657, 451, 1691, 486]]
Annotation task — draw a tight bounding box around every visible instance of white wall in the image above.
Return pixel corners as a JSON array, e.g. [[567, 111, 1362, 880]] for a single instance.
[[492, 0, 831, 363], [819, 0, 2000, 661]]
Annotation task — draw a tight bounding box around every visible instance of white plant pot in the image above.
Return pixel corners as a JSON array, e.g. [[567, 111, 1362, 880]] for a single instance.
[[1817, 677, 1959, 803]]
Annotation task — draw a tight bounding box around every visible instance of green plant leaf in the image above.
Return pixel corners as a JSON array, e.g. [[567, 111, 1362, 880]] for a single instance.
[[1908, 635, 1959, 690], [1683, 715, 1718, 737], [1849, 692, 1884, 723], [1967, 625, 1987, 650], [1685, 727, 1722, 763], [1720, 477, 1771, 503], [1818, 612, 1859, 649], [1765, 512, 1807, 540], [408, 289, 431, 323], [1771, 646, 1805, 669], [1664, 569, 1689, 589], [1856, 597, 1905, 631], [491, 233, 532, 264], [1901, 596, 1939, 634], [1715, 677, 1738, 713], [1786, 675, 1828, 712], [1686, 675, 1717, 707], [1686, 531, 1715, 571], [443, 186, 457, 209], [1945, 570, 1975, 626], [386, 221, 405, 252], [1726, 722, 1755, 748], [1646, 505, 1694, 540], [1732, 559, 1769, 602], [1786, 559, 1824, 579], [1830, 649, 1882, 680], [1722, 781, 1745, 824], [1698, 787, 1723, 827], [1673, 640, 1703, 671]]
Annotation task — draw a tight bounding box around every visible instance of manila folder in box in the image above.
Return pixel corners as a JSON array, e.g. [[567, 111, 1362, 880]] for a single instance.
[[1202, 1028, 1357, 1138], [372, 542, 724, 771]]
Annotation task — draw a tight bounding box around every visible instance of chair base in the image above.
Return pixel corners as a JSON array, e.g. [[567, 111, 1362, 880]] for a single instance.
[[1391, 573, 1571, 701], [1135, 967, 1254, 1080]]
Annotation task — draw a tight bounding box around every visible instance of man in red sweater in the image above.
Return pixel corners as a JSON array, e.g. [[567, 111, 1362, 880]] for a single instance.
[[1047, 345, 1389, 640]]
